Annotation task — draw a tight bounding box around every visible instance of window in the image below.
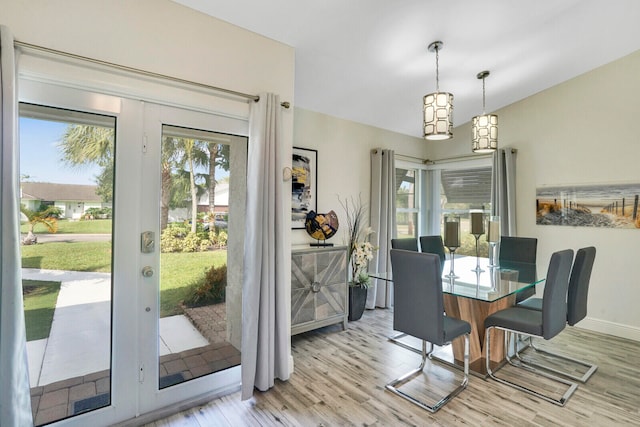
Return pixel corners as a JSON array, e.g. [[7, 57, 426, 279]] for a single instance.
[[396, 167, 418, 238], [425, 157, 493, 257], [395, 159, 429, 239]]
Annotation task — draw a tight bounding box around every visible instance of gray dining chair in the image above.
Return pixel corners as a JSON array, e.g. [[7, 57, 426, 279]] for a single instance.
[[387, 249, 471, 413], [419, 235, 446, 270], [516, 246, 597, 382], [391, 237, 419, 251], [485, 249, 578, 406], [499, 236, 538, 302]]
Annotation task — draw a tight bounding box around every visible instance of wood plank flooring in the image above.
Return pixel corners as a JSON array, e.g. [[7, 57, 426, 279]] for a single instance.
[[143, 308, 640, 426]]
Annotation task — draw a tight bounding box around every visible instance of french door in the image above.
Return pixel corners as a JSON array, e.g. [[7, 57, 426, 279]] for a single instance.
[[19, 80, 247, 426], [137, 102, 247, 414]]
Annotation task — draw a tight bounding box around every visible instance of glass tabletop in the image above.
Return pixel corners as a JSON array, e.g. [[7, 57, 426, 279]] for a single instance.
[[370, 255, 543, 302]]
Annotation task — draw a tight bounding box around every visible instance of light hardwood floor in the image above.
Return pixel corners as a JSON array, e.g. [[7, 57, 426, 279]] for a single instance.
[[144, 308, 640, 426]]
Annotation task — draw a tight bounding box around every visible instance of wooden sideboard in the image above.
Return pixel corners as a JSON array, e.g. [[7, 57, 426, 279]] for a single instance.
[[291, 245, 348, 335]]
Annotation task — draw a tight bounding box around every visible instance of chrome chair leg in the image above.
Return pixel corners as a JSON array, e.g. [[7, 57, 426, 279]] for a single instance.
[[386, 335, 469, 413], [388, 332, 422, 354], [512, 333, 597, 383], [486, 327, 579, 407]]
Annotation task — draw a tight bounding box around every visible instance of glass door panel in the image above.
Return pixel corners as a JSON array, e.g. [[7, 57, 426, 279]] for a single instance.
[[138, 103, 246, 414], [157, 125, 243, 388], [19, 103, 115, 426]]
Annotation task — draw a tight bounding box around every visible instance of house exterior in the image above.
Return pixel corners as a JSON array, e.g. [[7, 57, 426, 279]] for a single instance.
[[20, 181, 110, 219]]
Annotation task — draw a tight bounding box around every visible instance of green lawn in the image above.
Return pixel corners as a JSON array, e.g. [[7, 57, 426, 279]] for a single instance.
[[21, 241, 113, 272], [21, 218, 112, 234], [23, 279, 61, 341], [21, 240, 226, 318], [159, 251, 227, 316]]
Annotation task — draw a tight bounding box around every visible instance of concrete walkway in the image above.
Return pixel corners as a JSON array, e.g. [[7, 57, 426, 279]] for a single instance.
[[23, 268, 209, 387]]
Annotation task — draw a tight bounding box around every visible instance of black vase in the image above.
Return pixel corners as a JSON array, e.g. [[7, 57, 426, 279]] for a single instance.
[[348, 285, 367, 321]]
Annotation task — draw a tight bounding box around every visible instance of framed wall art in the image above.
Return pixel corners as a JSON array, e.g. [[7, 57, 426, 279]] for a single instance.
[[292, 147, 317, 229], [536, 182, 640, 229]]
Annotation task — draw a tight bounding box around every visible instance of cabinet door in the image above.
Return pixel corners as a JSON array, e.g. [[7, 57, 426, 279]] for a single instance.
[[291, 249, 346, 330]]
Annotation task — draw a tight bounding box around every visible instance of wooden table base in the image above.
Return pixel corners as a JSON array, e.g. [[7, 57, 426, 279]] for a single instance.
[[443, 293, 516, 364]]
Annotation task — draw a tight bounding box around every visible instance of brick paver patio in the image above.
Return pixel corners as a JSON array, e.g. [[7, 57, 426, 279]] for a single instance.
[[30, 303, 239, 425]]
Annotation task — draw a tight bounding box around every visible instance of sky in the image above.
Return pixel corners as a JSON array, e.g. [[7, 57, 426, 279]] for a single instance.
[[20, 117, 101, 185], [20, 117, 231, 187]]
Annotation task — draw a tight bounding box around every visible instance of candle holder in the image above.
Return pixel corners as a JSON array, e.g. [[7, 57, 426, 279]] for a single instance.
[[470, 211, 485, 273], [487, 215, 500, 268], [443, 214, 460, 278]]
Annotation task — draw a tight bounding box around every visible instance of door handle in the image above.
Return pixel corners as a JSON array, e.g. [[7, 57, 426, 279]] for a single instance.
[[142, 266, 154, 277]]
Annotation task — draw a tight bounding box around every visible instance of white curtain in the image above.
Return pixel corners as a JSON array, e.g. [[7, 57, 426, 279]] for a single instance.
[[367, 148, 396, 309], [491, 148, 517, 236], [0, 25, 34, 426], [241, 93, 290, 400]]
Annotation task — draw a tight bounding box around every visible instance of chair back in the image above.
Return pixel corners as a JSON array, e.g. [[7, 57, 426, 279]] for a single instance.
[[567, 247, 596, 326], [499, 236, 538, 263], [500, 236, 538, 302], [419, 235, 446, 270], [391, 238, 419, 251], [541, 249, 574, 340], [390, 249, 445, 345]]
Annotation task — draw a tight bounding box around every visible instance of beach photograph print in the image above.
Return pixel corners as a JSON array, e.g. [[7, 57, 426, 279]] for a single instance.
[[536, 183, 640, 229], [291, 147, 317, 229]]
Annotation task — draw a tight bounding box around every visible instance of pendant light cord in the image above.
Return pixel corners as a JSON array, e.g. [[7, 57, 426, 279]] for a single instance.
[[482, 75, 486, 114], [435, 46, 440, 93]]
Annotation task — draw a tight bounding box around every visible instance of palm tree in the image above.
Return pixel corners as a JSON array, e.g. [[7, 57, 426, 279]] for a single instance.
[[20, 205, 59, 245], [163, 137, 208, 233], [179, 139, 208, 233], [204, 142, 230, 227], [58, 124, 115, 202]]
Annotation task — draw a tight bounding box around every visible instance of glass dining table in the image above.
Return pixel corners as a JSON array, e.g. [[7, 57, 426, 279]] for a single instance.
[[370, 255, 542, 377]]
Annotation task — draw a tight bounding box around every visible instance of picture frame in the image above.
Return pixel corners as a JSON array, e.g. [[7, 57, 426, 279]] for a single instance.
[[292, 147, 317, 229], [536, 182, 640, 229]]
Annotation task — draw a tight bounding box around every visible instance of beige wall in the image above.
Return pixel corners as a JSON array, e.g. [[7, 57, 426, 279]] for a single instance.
[[1, 0, 294, 105]]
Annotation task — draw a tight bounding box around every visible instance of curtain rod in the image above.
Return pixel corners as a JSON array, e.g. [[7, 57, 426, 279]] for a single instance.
[[425, 148, 517, 165], [14, 40, 290, 109], [395, 153, 426, 162]]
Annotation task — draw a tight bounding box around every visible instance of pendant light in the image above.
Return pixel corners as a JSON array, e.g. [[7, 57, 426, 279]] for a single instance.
[[471, 70, 498, 153], [423, 41, 453, 140]]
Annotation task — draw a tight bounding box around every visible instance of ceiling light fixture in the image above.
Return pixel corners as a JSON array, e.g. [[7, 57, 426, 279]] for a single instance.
[[423, 41, 453, 140], [471, 70, 498, 153]]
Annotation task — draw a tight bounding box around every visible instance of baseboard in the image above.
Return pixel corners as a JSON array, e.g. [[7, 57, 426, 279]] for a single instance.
[[576, 317, 640, 342]]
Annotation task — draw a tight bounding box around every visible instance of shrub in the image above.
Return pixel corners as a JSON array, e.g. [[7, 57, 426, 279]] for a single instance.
[[160, 226, 185, 252], [183, 264, 227, 307], [40, 205, 63, 219], [208, 229, 228, 248], [161, 223, 218, 253], [181, 232, 202, 252]]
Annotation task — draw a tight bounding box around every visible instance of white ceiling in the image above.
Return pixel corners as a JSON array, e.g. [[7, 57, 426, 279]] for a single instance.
[[173, 0, 640, 138]]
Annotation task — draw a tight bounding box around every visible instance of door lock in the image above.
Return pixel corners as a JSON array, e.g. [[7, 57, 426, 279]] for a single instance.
[[142, 266, 154, 277], [141, 231, 155, 253]]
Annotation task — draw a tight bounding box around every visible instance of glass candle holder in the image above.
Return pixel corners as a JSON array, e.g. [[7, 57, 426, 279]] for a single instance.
[[443, 215, 460, 278], [486, 215, 500, 267], [470, 211, 485, 272]]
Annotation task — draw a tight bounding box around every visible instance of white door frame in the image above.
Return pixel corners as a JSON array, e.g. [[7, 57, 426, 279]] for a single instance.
[[19, 75, 248, 425]]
